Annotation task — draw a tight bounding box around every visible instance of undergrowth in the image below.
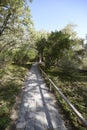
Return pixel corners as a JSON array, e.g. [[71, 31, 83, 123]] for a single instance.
[[40, 65, 87, 130], [0, 63, 32, 130]]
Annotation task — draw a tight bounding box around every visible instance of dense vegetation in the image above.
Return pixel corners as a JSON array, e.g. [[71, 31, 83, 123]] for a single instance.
[[0, 0, 87, 130], [37, 24, 87, 70], [0, 0, 36, 129], [41, 66, 87, 130], [37, 27, 87, 129]]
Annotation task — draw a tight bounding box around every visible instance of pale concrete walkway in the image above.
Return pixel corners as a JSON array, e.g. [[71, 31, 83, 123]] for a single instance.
[[16, 63, 67, 130]]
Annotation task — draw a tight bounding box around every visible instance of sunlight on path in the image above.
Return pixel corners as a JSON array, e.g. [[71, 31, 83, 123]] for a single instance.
[[16, 63, 67, 130]]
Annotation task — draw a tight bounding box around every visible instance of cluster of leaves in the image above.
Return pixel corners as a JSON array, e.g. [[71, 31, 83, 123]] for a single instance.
[[36, 24, 87, 69], [13, 43, 37, 65], [0, 0, 35, 67]]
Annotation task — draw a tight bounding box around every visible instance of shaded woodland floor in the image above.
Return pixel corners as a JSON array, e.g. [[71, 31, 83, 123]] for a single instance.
[[0, 63, 32, 130], [42, 65, 87, 130]]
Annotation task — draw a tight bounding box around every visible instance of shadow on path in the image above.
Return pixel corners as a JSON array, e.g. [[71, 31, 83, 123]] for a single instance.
[[16, 63, 66, 130]]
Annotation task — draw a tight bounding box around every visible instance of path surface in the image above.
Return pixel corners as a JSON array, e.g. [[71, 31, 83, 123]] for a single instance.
[[16, 63, 67, 130]]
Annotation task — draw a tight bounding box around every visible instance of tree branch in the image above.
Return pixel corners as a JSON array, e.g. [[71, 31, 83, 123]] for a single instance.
[[0, 12, 11, 36]]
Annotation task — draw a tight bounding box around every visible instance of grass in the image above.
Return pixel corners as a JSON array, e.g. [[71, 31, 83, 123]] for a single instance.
[[41, 65, 87, 130], [0, 62, 32, 130]]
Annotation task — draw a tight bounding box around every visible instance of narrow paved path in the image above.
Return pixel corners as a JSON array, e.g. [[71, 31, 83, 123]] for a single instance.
[[16, 63, 67, 130]]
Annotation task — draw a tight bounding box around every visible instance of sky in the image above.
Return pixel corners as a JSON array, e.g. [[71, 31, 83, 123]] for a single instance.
[[28, 0, 87, 39]]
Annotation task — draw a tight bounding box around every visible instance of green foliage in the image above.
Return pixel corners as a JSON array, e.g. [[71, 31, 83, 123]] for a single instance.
[[0, 0, 87, 129], [43, 66, 87, 129], [61, 23, 77, 39], [0, 63, 31, 130], [36, 30, 77, 67], [0, 0, 34, 69], [13, 42, 37, 65], [13, 49, 29, 65], [0, 0, 33, 36], [0, 2, 34, 129], [36, 27, 87, 70]]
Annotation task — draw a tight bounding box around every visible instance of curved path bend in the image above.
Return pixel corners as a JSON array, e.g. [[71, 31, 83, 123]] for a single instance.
[[16, 63, 67, 130]]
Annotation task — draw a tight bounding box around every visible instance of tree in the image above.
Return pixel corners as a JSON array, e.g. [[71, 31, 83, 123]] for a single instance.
[[13, 42, 37, 65], [0, 0, 33, 67], [0, 0, 32, 36], [36, 30, 49, 62], [62, 23, 77, 39], [36, 28, 84, 68], [43, 31, 74, 67]]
